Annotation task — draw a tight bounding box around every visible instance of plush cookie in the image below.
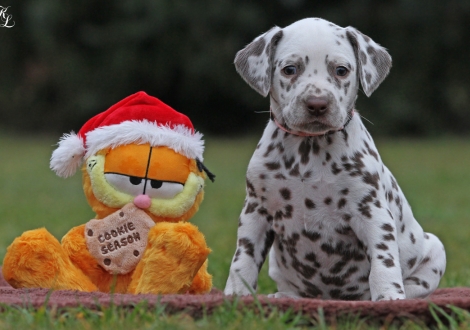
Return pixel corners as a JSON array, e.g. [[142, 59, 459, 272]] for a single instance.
[[85, 203, 155, 275], [2, 91, 214, 294]]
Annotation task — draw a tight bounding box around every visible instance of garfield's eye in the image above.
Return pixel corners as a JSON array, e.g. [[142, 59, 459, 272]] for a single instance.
[[105, 173, 184, 199], [150, 180, 163, 189], [282, 65, 297, 75], [336, 66, 349, 77], [129, 176, 142, 185], [146, 180, 183, 199], [105, 173, 145, 197]]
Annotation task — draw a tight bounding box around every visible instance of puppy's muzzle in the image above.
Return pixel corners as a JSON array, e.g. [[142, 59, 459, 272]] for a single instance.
[[305, 96, 329, 117]]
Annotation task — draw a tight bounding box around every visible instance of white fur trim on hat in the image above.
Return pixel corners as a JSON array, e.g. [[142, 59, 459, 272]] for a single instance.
[[85, 120, 204, 161], [50, 132, 86, 178], [50, 121, 204, 178]]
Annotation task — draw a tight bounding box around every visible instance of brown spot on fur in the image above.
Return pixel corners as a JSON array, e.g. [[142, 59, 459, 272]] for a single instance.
[[289, 164, 300, 177], [283, 156, 295, 169], [312, 139, 320, 155], [302, 229, 321, 242], [265, 162, 281, 170], [360, 51, 367, 64], [364, 141, 379, 161], [305, 198, 316, 209], [245, 202, 259, 214], [381, 223, 394, 232], [408, 257, 417, 269], [271, 128, 279, 139], [337, 198, 347, 209], [274, 205, 293, 220], [280, 188, 291, 200], [331, 162, 342, 175], [376, 243, 388, 251], [263, 143, 275, 157], [246, 179, 257, 197], [298, 140, 311, 164], [410, 233, 416, 244], [238, 238, 255, 257], [342, 214, 352, 222], [383, 233, 395, 241], [363, 171, 380, 190]]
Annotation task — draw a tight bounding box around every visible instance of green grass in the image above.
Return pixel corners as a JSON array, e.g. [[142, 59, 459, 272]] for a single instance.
[[1, 297, 470, 329], [1, 133, 470, 328]]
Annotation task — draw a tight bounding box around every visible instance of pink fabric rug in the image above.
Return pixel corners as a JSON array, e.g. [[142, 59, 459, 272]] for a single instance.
[[1, 269, 469, 323]]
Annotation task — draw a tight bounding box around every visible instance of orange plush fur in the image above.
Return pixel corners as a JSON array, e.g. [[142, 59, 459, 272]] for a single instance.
[[2, 144, 212, 294]]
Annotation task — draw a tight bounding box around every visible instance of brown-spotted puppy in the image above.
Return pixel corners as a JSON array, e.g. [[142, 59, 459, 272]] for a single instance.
[[224, 18, 445, 301]]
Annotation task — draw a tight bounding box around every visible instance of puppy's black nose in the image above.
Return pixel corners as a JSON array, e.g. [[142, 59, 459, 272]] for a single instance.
[[306, 96, 328, 116]]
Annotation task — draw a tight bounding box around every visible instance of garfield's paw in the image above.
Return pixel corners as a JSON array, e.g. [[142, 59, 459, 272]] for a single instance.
[[149, 222, 211, 263], [128, 222, 210, 294], [2, 228, 97, 291], [187, 260, 212, 294]]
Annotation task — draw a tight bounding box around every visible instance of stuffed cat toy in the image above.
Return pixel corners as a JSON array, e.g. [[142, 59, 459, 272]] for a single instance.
[[2, 91, 214, 294]]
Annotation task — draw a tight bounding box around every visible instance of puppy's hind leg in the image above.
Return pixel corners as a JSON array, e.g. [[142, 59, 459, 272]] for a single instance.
[[403, 233, 446, 298]]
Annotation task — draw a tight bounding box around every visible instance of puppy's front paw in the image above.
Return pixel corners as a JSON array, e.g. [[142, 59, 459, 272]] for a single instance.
[[267, 291, 301, 299], [374, 292, 406, 301]]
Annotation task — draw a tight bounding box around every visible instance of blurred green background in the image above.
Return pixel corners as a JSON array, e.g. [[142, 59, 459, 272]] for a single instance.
[[0, 0, 469, 136]]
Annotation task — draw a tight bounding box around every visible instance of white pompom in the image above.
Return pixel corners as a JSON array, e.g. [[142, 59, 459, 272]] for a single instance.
[[50, 132, 85, 178]]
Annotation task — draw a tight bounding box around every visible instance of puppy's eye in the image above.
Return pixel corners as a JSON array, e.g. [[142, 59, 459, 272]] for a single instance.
[[282, 65, 297, 75], [336, 66, 349, 77]]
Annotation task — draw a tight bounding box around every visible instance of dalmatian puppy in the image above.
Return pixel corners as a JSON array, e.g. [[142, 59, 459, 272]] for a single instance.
[[224, 18, 446, 301]]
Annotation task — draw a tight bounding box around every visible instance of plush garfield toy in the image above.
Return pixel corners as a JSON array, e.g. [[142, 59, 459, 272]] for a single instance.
[[2, 91, 214, 294]]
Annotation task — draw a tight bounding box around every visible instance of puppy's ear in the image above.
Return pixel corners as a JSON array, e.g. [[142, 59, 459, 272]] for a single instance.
[[234, 27, 283, 97], [346, 27, 392, 97]]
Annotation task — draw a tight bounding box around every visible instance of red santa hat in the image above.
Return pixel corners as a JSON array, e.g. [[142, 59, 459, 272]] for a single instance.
[[50, 91, 204, 178]]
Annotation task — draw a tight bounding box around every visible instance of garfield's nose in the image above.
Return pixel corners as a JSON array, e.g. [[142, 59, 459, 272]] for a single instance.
[[134, 194, 151, 209]]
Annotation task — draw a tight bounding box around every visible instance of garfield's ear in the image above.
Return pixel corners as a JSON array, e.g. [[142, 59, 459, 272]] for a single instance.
[[196, 158, 215, 182]]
